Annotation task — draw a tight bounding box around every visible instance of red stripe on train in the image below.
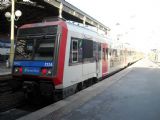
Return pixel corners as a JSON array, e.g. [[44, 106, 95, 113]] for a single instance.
[[53, 21, 68, 85]]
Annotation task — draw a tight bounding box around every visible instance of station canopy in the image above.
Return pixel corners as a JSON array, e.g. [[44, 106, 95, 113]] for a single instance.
[[0, 0, 110, 35]]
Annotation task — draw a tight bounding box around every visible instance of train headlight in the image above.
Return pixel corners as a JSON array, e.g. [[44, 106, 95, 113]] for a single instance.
[[47, 69, 52, 75], [14, 67, 23, 74], [14, 67, 19, 73]]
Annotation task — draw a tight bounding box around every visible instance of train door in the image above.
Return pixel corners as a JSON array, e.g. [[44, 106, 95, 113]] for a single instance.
[[82, 39, 95, 77], [102, 43, 108, 77]]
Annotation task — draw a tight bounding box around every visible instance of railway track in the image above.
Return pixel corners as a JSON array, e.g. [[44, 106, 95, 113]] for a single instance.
[[0, 74, 12, 94], [0, 74, 25, 112], [0, 74, 54, 119], [0, 93, 54, 120]]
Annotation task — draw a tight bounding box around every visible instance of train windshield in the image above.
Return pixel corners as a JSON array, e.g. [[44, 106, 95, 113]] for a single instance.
[[15, 26, 58, 61], [15, 37, 56, 61]]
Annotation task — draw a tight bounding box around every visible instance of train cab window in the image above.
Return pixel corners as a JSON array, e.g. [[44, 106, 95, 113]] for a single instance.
[[34, 38, 55, 60], [72, 39, 78, 63], [15, 39, 34, 60], [15, 37, 56, 61]]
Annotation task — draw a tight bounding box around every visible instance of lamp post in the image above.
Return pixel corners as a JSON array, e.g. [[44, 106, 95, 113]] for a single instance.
[[5, 0, 22, 67], [10, 0, 15, 67]]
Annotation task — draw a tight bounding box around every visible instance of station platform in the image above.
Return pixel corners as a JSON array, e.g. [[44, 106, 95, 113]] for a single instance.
[[18, 58, 160, 120], [0, 62, 11, 76]]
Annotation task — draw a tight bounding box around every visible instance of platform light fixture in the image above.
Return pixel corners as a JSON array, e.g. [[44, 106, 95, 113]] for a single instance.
[[5, 10, 22, 21], [4, 12, 11, 19]]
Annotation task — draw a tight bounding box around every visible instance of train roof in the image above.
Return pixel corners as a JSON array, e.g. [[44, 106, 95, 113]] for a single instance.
[[66, 21, 109, 41], [19, 20, 109, 42]]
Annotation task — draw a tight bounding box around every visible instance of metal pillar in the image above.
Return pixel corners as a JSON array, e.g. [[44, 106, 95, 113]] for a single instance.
[[83, 16, 86, 25], [9, 0, 15, 67], [59, 2, 63, 18]]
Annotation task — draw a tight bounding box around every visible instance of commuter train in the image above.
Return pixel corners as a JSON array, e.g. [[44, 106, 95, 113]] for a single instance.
[[12, 19, 142, 99]]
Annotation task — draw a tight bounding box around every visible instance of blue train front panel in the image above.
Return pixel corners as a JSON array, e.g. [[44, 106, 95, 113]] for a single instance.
[[13, 61, 54, 77], [12, 25, 59, 78]]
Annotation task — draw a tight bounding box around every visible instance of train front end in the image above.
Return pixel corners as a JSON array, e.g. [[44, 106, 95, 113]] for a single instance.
[[12, 21, 67, 98]]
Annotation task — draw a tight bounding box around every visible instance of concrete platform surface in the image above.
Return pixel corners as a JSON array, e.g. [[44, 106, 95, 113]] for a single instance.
[[18, 59, 160, 120]]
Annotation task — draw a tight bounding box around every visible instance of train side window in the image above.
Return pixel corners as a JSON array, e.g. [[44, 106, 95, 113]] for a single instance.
[[120, 50, 123, 55], [113, 49, 118, 57], [106, 48, 108, 59], [103, 48, 106, 60], [98, 43, 101, 60], [69, 38, 83, 65], [82, 39, 93, 62], [72, 40, 78, 63], [93, 42, 99, 61], [109, 48, 112, 56]]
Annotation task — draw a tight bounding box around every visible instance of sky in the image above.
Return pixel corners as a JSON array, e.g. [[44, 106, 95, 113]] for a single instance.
[[66, 0, 160, 51]]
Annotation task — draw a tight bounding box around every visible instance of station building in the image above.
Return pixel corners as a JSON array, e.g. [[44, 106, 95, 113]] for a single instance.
[[0, 0, 109, 61]]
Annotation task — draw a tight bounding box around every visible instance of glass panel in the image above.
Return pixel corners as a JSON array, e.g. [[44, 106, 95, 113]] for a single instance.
[[82, 39, 93, 59], [72, 52, 78, 62], [72, 40, 78, 51], [15, 25, 58, 61], [103, 48, 105, 60], [15, 39, 34, 60], [15, 37, 56, 61], [98, 43, 101, 60], [18, 26, 58, 37], [34, 38, 55, 60], [0, 42, 3, 47], [106, 48, 108, 59]]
